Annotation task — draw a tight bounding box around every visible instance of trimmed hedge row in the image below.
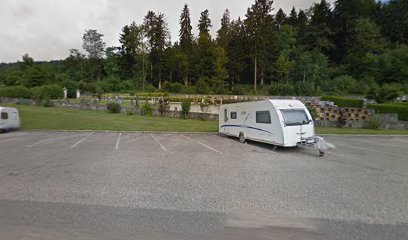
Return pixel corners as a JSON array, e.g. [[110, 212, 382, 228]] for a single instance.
[[321, 96, 364, 108], [368, 103, 408, 121], [0, 85, 63, 100], [0, 86, 32, 98]]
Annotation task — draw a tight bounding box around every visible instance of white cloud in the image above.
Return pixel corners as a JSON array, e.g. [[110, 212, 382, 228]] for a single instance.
[[0, 0, 333, 62]]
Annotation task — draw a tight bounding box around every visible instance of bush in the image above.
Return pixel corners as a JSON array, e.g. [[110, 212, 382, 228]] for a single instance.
[[126, 109, 133, 115], [181, 99, 191, 119], [141, 103, 153, 116], [232, 85, 244, 95], [196, 77, 210, 94], [366, 85, 401, 104], [364, 115, 382, 129], [107, 102, 122, 113], [41, 98, 54, 107], [269, 83, 295, 96], [321, 96, 364, 108], [32, 85, 63, 100], [163, 82, 183, 93], [368, 103, 408, 121], [157, 98, 169, 116], [332, 75, 356, 94], [0, 86, 32, 98]]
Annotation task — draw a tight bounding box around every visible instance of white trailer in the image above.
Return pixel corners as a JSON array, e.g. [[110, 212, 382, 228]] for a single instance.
[[0, 107, 21, 132], [219, 100, 328, 156]]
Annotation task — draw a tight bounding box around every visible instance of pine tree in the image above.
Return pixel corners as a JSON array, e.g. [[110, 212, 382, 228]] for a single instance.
[[275, 8, 287, 29], [244, 0, 274, 91], [198, 9, 212, 35], [216, 9, 231, 48], [287, 7, 298, 26], [179, 4, 193, 51]]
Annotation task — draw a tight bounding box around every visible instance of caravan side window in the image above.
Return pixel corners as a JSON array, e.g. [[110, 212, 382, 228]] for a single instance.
[[1, 112, 8, 120], [256, 111, 271, 124], [230, 112, 237, 119]]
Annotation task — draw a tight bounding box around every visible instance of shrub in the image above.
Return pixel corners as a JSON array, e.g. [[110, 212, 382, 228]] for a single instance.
[[126, 109, 133, 115], [366, 85, 401, 104], [232, 86, 244, 95], [196, 77, 210, 94], [269, 83, 295, 96], [181, 99, 191, 119], [157, 98, 169, 116], [200, 99, 212, 113], [321, 96, 364, 108], [0, 85, 32, 98], [163, 82, 183, 93], [368, 103, 408, 121], [364, 115, 382, 129], [32, 85, 63, 100], [107, 102, 121, 113], [141, 103, 153, 116], [41, 98, 54, 107], [332, 75, 356, 93]]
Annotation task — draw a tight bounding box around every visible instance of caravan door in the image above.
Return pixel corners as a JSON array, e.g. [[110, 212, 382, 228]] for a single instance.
[[222, 108, 229, 134]]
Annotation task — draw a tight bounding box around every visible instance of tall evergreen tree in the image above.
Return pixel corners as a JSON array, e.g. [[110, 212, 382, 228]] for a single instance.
[[198, 9, 212, 35], [179, 4, 193, 51], [216, 9, 231, 48], [244, 0, 274, 91], [275, 8, 287, 29], [287, 7, 298, 26]]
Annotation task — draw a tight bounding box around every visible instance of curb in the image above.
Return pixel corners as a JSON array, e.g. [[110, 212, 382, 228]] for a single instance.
[[21, 129, 219, 135]]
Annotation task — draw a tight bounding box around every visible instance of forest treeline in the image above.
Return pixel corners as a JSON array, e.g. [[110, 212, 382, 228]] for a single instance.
[[1, 0, 408, 98]]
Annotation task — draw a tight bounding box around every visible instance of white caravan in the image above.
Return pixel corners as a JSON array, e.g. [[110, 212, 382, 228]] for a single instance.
[[219, 100, 328, 155], [0, 107, 21, 132]]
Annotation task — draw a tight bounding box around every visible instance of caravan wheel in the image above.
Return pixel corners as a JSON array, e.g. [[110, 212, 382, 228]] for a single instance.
[[239, 133, 246, 143]]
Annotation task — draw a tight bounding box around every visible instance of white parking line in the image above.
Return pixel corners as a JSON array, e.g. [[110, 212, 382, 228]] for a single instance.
[[70, 132, 94, 149], [150, 134, 167, 152], [182, 135, 223, 155], [25, 135, 63, 148], [115, 133, 122, 150]]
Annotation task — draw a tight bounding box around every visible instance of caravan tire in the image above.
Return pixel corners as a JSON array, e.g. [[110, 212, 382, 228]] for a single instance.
[[239, 133, 246, 143]]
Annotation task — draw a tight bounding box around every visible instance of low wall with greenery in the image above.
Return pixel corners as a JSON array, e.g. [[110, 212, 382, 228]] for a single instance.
[[368, 103, 408, 121], [321, 96, 364, 108]]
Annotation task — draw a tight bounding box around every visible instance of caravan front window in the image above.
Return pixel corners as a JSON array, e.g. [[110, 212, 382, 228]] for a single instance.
[[280, 109, 310, 126]]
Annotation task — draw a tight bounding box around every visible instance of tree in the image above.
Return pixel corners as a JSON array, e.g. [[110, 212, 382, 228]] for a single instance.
[[82, 29, 106, 58], [303, 0, 333, 53], [275, 8, 287, 29], [198, 9, 212, 35], [287, 7, 298, 26], [216, 9, 231, 48], [244, 0, 274, 91], [179, 4, 193, 51], [273, 53, 293, 83], [22, 54, 34, 69], [211, 46, 229, 90], [144, 11, 170, 89]]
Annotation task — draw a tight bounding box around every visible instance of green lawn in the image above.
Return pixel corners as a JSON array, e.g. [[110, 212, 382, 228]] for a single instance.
[[5, 104, 218, 132], [3, 104, 408, 135]]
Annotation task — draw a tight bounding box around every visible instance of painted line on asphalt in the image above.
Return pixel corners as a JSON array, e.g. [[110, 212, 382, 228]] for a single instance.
[[150, 134, 167, 152], [25, 135, 64, 148], [182, 135, 223, 155], [125, 135, 148, 145], [115, 133, 122, 150], [70, 132, 94, 149]]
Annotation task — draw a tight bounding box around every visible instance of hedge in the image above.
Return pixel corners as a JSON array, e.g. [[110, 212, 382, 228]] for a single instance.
[[31, 85, 63, 100], [368, 103, 408, 121], [321, 96, 364, 108], [0, 86, 32, 99]]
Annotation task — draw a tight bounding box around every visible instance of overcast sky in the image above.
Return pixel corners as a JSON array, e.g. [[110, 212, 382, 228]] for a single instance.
[[0, 0, 333, 63]]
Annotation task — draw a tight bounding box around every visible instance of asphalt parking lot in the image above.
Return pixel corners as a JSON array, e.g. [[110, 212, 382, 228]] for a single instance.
[[0, 131, 408, 240]]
